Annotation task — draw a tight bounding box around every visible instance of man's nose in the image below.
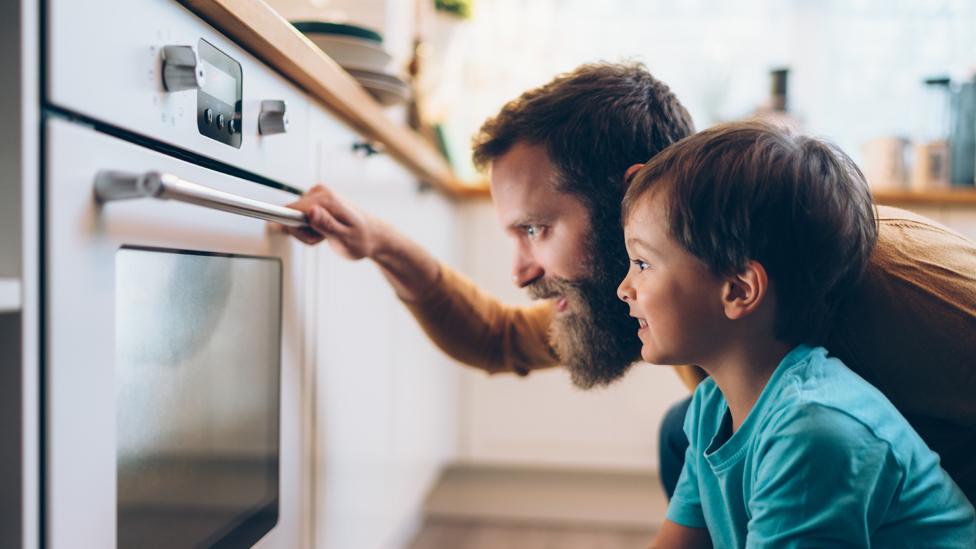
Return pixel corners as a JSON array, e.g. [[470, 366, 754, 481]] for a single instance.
[[512, 248, 544, 288]]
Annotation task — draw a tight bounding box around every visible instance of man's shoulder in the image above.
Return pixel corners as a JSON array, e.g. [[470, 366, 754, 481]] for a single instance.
[[873, 205, 976, 260], [829, 205, 976, 402]]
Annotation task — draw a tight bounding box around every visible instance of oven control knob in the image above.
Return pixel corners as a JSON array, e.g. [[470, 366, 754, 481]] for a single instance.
[[258, 100, 288, 135], [161, 45, 205, 92]]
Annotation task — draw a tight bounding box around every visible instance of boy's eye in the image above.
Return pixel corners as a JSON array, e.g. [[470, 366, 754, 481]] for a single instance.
[[632, 259, 650, 272]]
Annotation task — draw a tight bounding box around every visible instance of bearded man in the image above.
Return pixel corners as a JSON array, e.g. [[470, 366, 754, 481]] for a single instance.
[[283, 63, 976, 505]]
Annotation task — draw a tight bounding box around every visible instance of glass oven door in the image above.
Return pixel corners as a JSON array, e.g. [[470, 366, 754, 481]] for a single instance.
[[44, 118, 307, 549]]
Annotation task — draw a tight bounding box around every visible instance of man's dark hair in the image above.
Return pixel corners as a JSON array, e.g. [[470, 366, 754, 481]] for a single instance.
[[622, 120, 878, 345], [472, 62, 695, 279]]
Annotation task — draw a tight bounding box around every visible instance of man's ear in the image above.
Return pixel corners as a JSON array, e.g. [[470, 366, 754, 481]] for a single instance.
[[624, 163, 644, 187], [722, 260, 769, 320]]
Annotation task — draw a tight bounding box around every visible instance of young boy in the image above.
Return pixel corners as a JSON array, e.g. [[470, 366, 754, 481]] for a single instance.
[[616, 121, 976, 547]]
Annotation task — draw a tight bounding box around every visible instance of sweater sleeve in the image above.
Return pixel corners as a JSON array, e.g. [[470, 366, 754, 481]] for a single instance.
[[400, 262, 560, 376]]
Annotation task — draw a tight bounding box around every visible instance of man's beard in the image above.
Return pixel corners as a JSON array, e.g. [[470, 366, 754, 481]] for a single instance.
[[527, 244, 641, 389]]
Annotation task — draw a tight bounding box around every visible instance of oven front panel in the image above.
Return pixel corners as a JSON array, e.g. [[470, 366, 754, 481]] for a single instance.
[[45, 118, 306, 549], [47, 0, 311, 188]]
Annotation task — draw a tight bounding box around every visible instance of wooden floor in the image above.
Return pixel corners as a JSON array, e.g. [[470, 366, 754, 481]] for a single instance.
[[404, 464, 664, 549], [407, 518, 655, 549]]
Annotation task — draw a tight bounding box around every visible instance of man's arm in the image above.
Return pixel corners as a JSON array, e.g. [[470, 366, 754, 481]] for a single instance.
[[280, 184, 559, 374], [650, 520, 712, 549]]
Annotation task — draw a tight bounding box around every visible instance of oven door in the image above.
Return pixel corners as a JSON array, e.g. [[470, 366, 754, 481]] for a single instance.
[[45, 118, 307, 549]]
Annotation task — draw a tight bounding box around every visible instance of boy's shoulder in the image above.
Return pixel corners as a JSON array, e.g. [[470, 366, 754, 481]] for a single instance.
[[685, 345, 911, 453], [762, 346, 916, 459]]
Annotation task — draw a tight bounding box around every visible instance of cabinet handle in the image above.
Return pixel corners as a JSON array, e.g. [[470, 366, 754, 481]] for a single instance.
[[352, 140, 385, 157], [94, 170, 308, 228]]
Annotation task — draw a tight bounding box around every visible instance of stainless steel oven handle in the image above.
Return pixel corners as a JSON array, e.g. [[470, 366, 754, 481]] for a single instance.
[[93, 170, 308, 228]]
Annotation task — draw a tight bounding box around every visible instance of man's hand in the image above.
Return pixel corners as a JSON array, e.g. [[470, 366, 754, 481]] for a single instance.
[[276, 183, 440, 301], [277, 184, 386, 261]]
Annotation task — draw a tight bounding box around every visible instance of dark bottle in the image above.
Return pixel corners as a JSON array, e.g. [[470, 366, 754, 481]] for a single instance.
[[949, 76, 976, 187], [754, 67, 801, 131]]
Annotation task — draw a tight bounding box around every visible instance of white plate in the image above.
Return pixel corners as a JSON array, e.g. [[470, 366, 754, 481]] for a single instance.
[[345, 67, 409, 87], [353, 76, 410, 106], [305, 34, 392, 72]]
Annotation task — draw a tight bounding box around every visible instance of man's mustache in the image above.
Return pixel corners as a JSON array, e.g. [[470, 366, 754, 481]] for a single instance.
[[526, 277, 583, 301]]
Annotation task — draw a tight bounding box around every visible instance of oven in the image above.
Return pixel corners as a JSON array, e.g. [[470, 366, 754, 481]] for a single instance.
[[44, 1, 313, 548]]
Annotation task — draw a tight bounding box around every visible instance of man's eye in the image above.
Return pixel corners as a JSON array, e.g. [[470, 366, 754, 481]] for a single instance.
[[525, 225, 540, 239]]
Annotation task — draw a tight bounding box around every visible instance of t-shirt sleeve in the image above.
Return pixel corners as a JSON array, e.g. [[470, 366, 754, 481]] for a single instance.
[[666, 445, 707, 528], [666, 390, 708, 529], [746, 404, 902, 548]]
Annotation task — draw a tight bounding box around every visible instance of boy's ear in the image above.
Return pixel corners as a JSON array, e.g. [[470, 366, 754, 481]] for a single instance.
[[722, 260, 769, 320], [624, 163, 644, 187]]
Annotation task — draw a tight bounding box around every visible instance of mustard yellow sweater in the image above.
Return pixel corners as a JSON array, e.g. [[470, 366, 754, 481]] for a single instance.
[[402, 205, 976, 501]]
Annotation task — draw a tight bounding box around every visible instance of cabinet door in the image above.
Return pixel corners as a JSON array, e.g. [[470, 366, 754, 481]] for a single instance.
[[307, 107, 461, 549]]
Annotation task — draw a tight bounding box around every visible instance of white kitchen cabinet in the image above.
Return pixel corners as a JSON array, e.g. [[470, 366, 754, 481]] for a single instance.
[[306, 107, 462, 549], [0, 279, 21, 313], [1, 1, 40, 548]]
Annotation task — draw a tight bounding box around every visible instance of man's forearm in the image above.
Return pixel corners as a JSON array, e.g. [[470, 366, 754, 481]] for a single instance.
[[370, 219, 442, 302]]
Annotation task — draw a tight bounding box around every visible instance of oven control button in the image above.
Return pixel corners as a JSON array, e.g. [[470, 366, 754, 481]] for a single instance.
[[217, 113, 225, 129], [204, 108, 214, 125], [228, 118, 240, 134], [161, 45, 206, 92], [258, 100, 288, 135]]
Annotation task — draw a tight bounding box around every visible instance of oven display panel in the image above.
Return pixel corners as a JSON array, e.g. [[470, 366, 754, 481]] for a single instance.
[[197, 39, 243, 148], [115, 246, 280, 548]]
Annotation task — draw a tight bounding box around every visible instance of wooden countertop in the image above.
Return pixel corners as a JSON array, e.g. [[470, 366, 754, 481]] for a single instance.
[[179, 0, 488, 199], [872, 188, 976, 207]]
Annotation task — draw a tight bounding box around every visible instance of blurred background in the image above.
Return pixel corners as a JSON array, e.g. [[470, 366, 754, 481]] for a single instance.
[[269, 1, 976, 547], [277, 0, 976, 190]]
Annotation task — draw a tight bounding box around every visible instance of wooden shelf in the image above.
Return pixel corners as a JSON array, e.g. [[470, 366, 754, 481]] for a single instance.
[[451, 181, 491, 200], [180, 0, 473, 198], [0, 278, 21, 313], [872, 188, 976, 206]]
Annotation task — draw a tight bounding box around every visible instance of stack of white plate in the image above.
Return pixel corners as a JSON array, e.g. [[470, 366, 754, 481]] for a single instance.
[[292, 21, 411, 107]]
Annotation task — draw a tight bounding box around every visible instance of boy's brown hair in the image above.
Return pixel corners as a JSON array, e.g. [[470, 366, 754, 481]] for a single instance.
[[622, 120, 878, 345]]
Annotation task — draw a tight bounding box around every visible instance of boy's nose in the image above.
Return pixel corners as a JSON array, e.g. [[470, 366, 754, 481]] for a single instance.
[[617, 273, 636, 302]]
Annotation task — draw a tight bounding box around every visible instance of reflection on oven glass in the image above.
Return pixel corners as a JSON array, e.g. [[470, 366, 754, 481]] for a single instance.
[[115, 247, 281, 549]]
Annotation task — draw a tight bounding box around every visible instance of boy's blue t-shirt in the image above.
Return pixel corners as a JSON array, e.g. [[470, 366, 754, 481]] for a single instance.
[[667, 345, 975, 548]]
